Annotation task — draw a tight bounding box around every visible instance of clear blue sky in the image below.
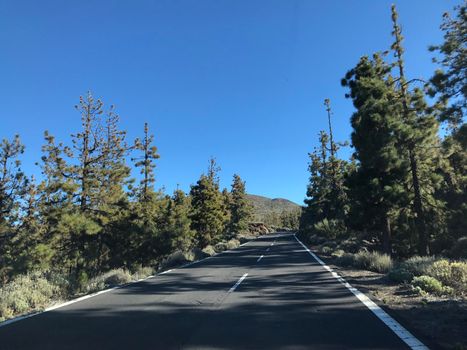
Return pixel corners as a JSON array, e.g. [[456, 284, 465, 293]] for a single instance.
[[0, 0, 459, 204]]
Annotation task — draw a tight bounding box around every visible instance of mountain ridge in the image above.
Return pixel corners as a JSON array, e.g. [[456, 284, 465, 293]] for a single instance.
[[246, 194, 301, 224]]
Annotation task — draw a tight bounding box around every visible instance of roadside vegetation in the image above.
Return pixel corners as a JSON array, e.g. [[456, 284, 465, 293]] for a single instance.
[[307, 234, 467, 297], [0, 97, 267, 321], [299, 4, 466, 346], [299, 3, 466, 289]]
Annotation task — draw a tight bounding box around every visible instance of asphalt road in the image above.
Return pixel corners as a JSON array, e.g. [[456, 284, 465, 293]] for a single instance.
[[0, 233, 418, 349]]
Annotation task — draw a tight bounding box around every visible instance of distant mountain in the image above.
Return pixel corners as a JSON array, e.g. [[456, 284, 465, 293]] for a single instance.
[[246, 194, 301, 224]]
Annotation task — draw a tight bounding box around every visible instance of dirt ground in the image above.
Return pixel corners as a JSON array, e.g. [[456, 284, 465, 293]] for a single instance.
[[315, 252, 467, 350]]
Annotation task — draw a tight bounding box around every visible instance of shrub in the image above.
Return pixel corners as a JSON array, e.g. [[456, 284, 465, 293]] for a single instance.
[[131, 266, 154, 280], [190, 247, 208, 261], [104, 269, 132, 286], [46, 271, 71, 296], [387, 268, 413, 283], [226, 239, 240, 250], [336, 253, 356, 267], [214, 242, 228, 253], [161, 251, 189, 269], [313, 218, 346, 239], [331, 249, 345, 258], [319, 245, 334, 255], [428, 259, 467, 294], [399, 256, 436, 277], [337, 237, 360, 254], [450, 262, 467, 293], [353, 251, 393, 273], [85, 269, 132, 293], [411, 275, 448, 296], [202, 245, 216, 256], [428, 260, 451, 285], [0, 272, 60, 321]]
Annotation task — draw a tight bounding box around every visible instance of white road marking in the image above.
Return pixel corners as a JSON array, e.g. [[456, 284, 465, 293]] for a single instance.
[[0, 239, 258, 328], [266, 248, 270, 252], [228, 273, 248, 293], [257, 255, 264, 262], [294, 235, 428, 350]]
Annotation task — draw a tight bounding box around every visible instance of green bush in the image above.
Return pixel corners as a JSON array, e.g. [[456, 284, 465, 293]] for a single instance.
[[226, 239, 240, 250], [399, 256, 436, 277], [387, 257, 466, 295], [331, 249, 345, 258], [387, 268, 413, 283], [428, 260, 451, 285], [313, 218, 346, 239], [131, 266, 154, 280], [0, 272, 60, 321], [161, 251, 189, 269], [85, 269, 132, 293], [319, 245, 334, 255], [450, 262, 467, 292], [202, 245, 216, 256], [336, 252, 356, 267], [214, 242, 228, 253], [428, 259, 467, 294], [337, 237, 360, 254], [353, 251, 393, 273], [411, 275, 448, 296]]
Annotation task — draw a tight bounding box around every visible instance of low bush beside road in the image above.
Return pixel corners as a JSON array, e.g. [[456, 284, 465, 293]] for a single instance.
[[303, 233, 467, 297], [0, 267, 155, 322], [0, 231, 260, 324]]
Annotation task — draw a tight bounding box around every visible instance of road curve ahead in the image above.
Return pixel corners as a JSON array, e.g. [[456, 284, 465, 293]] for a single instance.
[[0, 233, 421, 349]]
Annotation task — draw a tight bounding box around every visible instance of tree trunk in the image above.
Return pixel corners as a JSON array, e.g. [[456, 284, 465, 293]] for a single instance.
[[383, 214, 392, 255], [409, 149, 429, 255]]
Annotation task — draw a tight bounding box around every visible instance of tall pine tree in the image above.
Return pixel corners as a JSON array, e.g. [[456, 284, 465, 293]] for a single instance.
[[228, 174, 252, 235]]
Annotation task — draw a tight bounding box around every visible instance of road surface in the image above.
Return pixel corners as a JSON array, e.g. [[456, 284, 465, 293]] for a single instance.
[[0, 233, 423, 349]]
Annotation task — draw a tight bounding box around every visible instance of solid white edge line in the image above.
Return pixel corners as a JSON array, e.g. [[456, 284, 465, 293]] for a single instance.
[[228, 273, 248, 293], [293, 234, 428, 350], [0, 238, 257, 329]]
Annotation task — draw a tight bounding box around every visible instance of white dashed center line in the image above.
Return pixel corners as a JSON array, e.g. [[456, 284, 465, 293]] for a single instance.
[[229, 273, 248, 293]]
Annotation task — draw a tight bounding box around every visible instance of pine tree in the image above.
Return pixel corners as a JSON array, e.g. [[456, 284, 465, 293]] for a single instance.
[[36, 131, 77, 273], [301, 131, 332, 233], [436, 124, 467, 247], [133, 122, 160, 202], [391, 5, 442, 255], [0, 135, 26, 229], [221, 188, 232, 234], [190, 158, 225, 247], [95, 107, 131, 272], [301, 101, 348, 237], [71, 92, 106, 212], [13, 177, 53, 273], [128, 122, 163, 266], [342, 54, 410, 254], [228, 174, 252, 235], [0, 135, 27, 280], [99, 107, 130, 207], [428, 2, 466, 126], [324, 99, 348, 220], [164, 190, 195, 252]]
